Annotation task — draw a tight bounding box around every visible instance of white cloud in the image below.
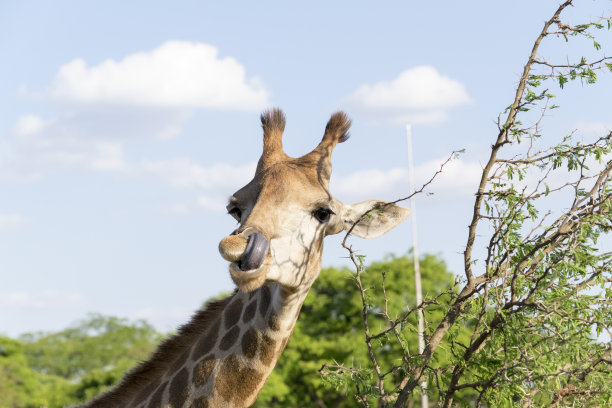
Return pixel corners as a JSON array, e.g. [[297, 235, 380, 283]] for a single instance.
[[196, 195, 228, 212], [89, 142, 127, 171], [3, 110, 179, 178], [3, 42, 267, 181], [49, 41, 270, 111], [142, 159, 257, 214], [13, 115, 49, 136], [38, 141, 125, 171], [332, 157, 482, 201], [492, 151, 612, 197], [141, 159, 256, 190], [155, 157, 482, 213], [167, 195, 228, 215], [333, 168, 408, 196], [575, 121, 612, 136], [0, 213, 26, 228], [345, 66, 471, 124], [9, 117, 129, 173], [0, 290, 85, 309], [414, 157, 482, 196]]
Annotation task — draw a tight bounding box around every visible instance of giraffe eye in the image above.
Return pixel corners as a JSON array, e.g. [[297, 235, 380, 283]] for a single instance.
[[228, 207, 242, 221], [313, 208, 334, 223]]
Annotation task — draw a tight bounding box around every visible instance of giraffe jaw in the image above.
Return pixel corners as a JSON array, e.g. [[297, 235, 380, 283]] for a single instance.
[[229, 261, 268, 292]]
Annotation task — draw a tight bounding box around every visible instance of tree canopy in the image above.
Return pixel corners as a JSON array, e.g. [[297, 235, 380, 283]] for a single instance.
[[0, 314, 162, 408], [255, 254, 460, 407], [0, 255, 451, 408]]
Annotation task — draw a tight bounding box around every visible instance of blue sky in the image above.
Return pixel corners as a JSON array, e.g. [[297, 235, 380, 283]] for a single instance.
[[1, 1, 611, 336]]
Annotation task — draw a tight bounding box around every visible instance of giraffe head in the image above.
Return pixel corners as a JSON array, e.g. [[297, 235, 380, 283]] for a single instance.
[[218, 109, 410, 292]]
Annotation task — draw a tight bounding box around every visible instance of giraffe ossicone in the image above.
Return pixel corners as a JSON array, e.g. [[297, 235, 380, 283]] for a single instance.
[[81, 109, 410, 408]]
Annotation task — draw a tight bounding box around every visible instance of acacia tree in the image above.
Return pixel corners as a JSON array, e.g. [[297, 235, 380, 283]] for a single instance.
[[255, 254, 461, 408], [0, 314, 162, 407], [324, 1, 612, 406]]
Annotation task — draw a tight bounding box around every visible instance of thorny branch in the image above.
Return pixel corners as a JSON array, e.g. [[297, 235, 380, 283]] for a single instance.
[[328, 0, 612, 407], [332, 150, 459, 407]]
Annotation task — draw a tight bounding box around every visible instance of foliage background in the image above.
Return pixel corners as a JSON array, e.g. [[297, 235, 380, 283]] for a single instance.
[[0, 315, 162, 407], [1, 255, 456, 408]]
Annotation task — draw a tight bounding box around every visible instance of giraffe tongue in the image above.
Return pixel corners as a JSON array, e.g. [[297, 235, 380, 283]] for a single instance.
[[239, 232, 269, 271]]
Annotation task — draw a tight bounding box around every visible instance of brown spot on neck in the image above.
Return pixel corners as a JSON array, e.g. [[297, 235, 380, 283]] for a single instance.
[[170, 349, 190, 373], [259, 334, 277, 366], [191, 396, 209, 408], [149, 383, 166, 407], [193, 354, 216, 387], [241, 327, 260, 359], [219, 326, 240, 351], [168, 367, 189, 408], [259, 285, 272, 317], [243, 300, 257, 323], [130, 377, 161, 406], [224, 297, 244, 329], [268, 311, 281, 331], [192, 318, 221, 358], [215, 354, 263, 404]]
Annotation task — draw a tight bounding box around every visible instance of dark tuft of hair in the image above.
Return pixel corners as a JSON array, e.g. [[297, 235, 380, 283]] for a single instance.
[[260, 108, 286, 133], [325, 111, 351, 143]]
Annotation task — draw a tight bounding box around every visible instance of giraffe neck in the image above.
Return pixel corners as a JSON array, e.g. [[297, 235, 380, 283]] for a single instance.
[[186, 283, 306, 407], [84, 282, 309, 408]]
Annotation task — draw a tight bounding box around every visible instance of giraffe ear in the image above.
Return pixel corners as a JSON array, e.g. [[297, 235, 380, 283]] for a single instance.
[[339, 200, 410, 239]]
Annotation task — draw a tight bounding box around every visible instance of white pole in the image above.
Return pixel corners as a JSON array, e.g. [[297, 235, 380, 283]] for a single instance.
[[406, 123, 428, 408]]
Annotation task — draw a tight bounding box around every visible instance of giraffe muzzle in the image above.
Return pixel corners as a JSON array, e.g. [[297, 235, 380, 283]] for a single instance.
[[239, 232, 269, 271]]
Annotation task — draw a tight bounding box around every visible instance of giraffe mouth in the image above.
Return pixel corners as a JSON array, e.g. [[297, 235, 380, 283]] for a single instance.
[[238, 232, 269, 271], [231, 262, 263, 276], [220, 231, 270, 291]]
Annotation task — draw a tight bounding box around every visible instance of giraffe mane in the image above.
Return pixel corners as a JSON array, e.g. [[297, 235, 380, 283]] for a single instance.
[[80, 291, 237, 407]]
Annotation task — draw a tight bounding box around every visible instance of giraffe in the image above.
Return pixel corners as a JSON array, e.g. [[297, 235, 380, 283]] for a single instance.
[[81, 109, 410, 408]]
